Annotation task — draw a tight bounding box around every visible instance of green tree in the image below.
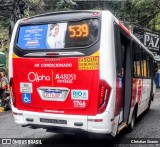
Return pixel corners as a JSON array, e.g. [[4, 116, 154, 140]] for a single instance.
[[0, 0, 160, 43], [73, 0, 160, 32], [131, 0, 160, 31]]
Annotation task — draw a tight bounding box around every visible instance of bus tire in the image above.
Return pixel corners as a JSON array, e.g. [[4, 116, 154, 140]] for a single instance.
[[128, 109, 136, 132]]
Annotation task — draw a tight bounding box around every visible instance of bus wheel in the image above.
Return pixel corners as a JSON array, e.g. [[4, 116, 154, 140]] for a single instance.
[[128, 109, 136, 132]]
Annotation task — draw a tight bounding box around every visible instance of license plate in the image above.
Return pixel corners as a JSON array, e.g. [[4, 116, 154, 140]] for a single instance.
[[44, 89, 62, 98], [40, 118, 67, 124]]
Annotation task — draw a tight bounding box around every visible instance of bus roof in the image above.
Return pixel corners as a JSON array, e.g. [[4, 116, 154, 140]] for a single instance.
[[26, 10, 101, 20]]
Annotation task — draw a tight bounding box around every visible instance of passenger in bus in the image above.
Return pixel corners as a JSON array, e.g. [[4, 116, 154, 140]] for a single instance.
[[0, 72, 9, 106], [47, 24, 64, 48]]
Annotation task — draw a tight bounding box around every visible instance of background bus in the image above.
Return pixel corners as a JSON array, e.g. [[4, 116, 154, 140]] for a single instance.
[[9, 10, 157, 138]]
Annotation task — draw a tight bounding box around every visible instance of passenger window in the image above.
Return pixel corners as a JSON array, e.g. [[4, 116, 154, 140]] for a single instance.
[[132, 41, 152, 78], [132, 43, 137, 76], [114, 24, 122, 76], [136, 45, 141, 77]]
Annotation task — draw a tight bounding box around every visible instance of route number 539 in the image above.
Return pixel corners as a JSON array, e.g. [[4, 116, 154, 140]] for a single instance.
[[69, 24, 89, 38]]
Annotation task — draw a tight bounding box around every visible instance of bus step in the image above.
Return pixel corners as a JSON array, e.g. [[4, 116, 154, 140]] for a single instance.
[[117, 122, 127, 134]]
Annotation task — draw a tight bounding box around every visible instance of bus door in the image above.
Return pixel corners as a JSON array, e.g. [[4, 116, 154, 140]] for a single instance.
[[114, 24, 125, 122], [123, 40, 132, 123], [114, 23, 133, 124]]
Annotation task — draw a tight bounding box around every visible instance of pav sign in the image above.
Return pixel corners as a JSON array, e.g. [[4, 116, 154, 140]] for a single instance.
[[133, 27, 160, 56]]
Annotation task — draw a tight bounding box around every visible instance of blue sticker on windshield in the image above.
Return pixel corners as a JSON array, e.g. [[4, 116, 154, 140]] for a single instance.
[[22, 93, 31, 103]]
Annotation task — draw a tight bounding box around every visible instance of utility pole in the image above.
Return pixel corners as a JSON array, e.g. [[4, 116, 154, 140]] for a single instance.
[[9, 0, 16, 40], [9, 0, 25, 40]]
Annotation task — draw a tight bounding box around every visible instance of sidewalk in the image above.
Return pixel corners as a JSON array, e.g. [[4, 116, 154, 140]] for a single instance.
[[156, 88, 160, 94]]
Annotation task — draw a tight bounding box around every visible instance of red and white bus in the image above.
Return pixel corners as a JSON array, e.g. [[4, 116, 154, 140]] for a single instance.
[[9, 10, 156, 137]]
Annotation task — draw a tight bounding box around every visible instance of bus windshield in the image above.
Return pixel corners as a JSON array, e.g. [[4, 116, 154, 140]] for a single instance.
[[17, 19, 99, 50]]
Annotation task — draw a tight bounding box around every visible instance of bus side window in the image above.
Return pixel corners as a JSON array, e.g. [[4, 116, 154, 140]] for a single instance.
[[146, 54, 150, 77], [144, 51, 148, 77], [121, 44, 125, 76], [119, 32, 129, 77], [132, 42, 137, 77], [114, 23, 122, 76], [154, 61, 158, 75], [141, 49, 148, 77], [150, 57, 157, 78], [135, 44, 141, 77]]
